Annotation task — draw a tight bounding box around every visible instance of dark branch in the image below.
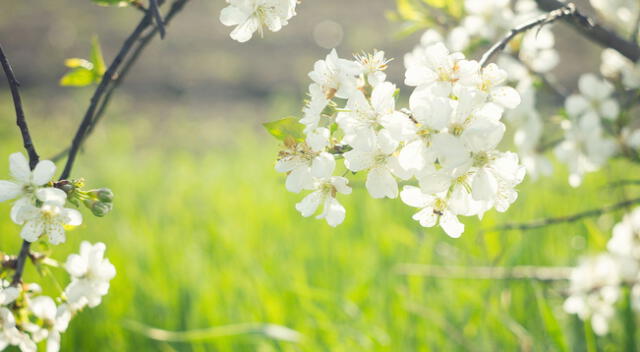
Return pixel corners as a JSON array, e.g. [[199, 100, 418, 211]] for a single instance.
[[488, 197, 640, 232], [0, 45, 39, 169], [0, 44, 40, 287], [534, 0, 640, 62], [149, 0, 166, 39], [480, 3, 583, 67]]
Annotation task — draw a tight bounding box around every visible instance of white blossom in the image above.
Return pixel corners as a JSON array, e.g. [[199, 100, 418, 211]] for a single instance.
[[13, 188, 82, 245], [0, 152, 55, 207], [64, 242, 116, 310], [400, 186, 464, 238], [554, 115, 617, 187], [564, 254, 622, 336], [344, 130, 410, 199], [294, 160, 351, 227], [219, 0, 297, 43], [566, 73, 619, 121]]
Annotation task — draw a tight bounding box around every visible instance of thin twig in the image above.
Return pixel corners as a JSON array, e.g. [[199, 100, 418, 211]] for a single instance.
[[0, 45, 39, 169], [59, 11, 155, 180], [149, 0, 166, 39], [534, 0, 640, 62], [488, 197, 640, 232], [479, 3, 581, 67], [52, 0, 189, 164], [0, 44, 41, 287], [395, 264, 572, 281]]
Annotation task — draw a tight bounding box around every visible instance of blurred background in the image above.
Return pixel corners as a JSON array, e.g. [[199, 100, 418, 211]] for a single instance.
[[0, 0, 632, 350]]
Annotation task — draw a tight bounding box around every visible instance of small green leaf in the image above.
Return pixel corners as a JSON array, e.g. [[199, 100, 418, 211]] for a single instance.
[[59, 37, 105, 87], [263, 117, 306, 142], [90, 36, 106, 76], [64, 58, 94, 70], [59, 67, 96, 87]]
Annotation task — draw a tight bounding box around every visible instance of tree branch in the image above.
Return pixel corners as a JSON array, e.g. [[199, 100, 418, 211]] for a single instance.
[[149, 0, 166, 39], [480, 3, 583, 67], [534, 0, 640, 62], [488, 197, 640, 232], [0, 44, 41, 287], [55, 0, 189, 170], [0, 45, 39, 169]]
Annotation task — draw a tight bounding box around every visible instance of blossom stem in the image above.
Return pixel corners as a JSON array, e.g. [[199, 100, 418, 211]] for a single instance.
[[11, 241, 31, 286], [487, 197, 640, 232], [479, 3, 581, 67], [534, 0, 640, 62]]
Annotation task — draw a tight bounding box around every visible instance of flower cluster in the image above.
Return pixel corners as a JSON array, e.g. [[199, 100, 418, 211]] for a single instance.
[[0, 152, 116, 350], [219, 0, 298, 43], [0, 241, 115, 351], [564, 208, 640, 335], [272, 44, 525, 237]]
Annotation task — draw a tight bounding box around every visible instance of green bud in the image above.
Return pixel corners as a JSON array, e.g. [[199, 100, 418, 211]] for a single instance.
[[57, 180, 74, 194], [88, 188, 114, 203], [92, 201, 113, 217]]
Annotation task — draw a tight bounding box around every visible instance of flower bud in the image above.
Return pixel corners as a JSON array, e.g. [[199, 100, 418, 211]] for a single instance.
[[88, 188, 114, 203], [83, 199, 113, 217], [57, 180, 75, 194]]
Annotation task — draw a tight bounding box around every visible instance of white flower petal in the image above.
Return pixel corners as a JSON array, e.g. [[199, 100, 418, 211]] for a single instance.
[[32, 160, 56, 186], [439, 212, 464, 238], [365, 167, 398, 199], [295, 191, 323, 217], [20, 220, 44, 242], [310, 152, 335, 178], [47, 223, 66, 245], [490, 86, 521, 109], [9, 152, 30, 183], [400, 185, 433, 208], [0, 181, 21, 202]]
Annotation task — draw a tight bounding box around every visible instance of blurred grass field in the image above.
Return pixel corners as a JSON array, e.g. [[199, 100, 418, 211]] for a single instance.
[[0, 98, 636, 351]]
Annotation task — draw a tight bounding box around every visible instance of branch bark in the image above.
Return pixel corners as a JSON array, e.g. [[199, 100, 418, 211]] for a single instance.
[[480, 3, 584, 66], [488, 197, 640, 232], [534, 0, 640, 62], [0, 44, 40, 287]]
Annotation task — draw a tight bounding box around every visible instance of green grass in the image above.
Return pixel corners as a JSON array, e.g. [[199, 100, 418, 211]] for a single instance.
[[0, 111, 637, 351]]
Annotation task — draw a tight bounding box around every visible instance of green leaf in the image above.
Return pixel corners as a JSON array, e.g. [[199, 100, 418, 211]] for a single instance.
[[262, 117, 305, 143], [64, 58, 94, 70], [92, 0, 132, 7], [59, 37, 105, 87], [59, 67, 96, 87], [90, 36, 106, 76]]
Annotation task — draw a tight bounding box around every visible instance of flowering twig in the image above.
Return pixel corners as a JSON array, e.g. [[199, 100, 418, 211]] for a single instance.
[[395, 264, 571, 281], [487, 197, 640, 232], [534, 0, 640, 62], [0, 44, 42, 287], [479, 3, 582, 67]]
